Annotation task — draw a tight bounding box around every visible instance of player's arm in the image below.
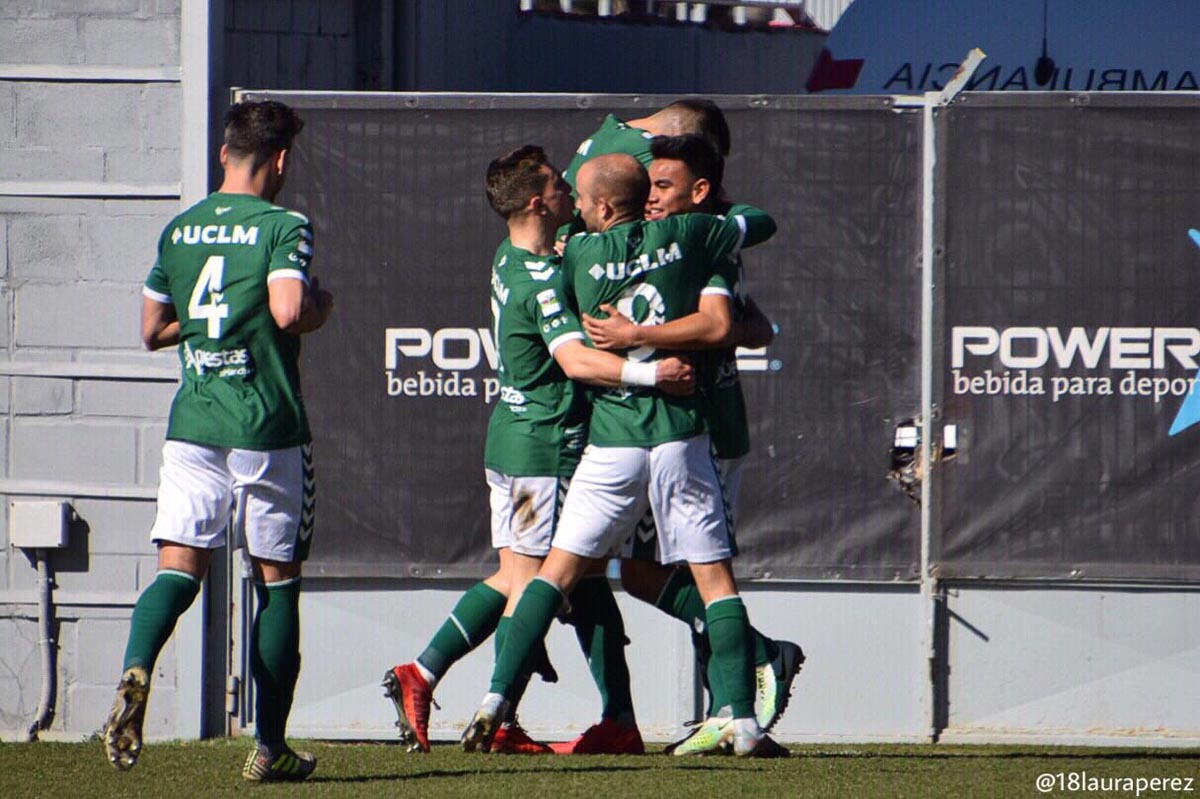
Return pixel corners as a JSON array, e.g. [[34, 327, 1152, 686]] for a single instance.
[[266, 218, 333, 334], [719, 203, 777, 251], [141, 255, 179, 350], [141, 295, 179, 351], [552, 338, 694, 395], [269, 276, 333, 334], [533, 268, 692, 394], [584, 292, 733, 352]]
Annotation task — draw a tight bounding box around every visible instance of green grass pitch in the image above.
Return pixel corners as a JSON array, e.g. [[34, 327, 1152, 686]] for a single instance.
[[2, 740, 1197, 798]]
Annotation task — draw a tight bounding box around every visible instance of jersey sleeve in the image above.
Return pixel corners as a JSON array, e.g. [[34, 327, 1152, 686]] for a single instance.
[[267, 213, 313, 285], [143, 261, 172, 304], [530, 271, 585, 355], [560, 234, 590, 313], [701, 205, 777, 266], [724, 203, 777, 249], [701, 255, 738, 299], [143, 229, 172, 303]]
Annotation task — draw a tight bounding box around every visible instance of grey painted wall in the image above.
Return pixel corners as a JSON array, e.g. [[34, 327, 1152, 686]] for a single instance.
[[281, 583, 1200, 745]]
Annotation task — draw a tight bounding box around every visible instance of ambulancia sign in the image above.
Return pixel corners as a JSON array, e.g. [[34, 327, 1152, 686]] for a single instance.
[[808, 0, 1200, 94]]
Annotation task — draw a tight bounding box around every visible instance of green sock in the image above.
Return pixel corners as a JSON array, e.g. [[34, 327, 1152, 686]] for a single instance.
[[418, 581, 506, 679], [656, 568, 775, 713], [490, 579, 562, 698], [656, 568, 724, 710], [122, 570, 201, 673], [705, 596, 755, 719], [251, 577, 302, 748], [494, 618, 525, 722], [568, 576, 635, 721]]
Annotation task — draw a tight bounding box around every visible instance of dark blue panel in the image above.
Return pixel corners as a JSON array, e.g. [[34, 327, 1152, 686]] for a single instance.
[[403, 3, 824, 94]]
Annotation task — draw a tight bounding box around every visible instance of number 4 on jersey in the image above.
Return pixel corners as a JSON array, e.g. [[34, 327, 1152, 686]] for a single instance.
[[189, 255, 230, 338]]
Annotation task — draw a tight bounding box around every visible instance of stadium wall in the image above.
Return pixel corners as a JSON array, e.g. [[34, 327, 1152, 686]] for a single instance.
[[0, 0, 203, 742], [281, 583, 1200, 745]]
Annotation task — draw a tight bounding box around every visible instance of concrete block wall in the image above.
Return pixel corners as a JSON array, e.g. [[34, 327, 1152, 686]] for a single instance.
[[0, 1, 180, 67], [0, 0, 375, 742], [0, 0, 186, 741]]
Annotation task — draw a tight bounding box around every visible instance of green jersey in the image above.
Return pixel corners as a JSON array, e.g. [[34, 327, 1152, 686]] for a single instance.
[[144, 192, 313, 450], [562, 208, 776, 448], [563, 114, 655, 190], [484, 240, 589, 477]]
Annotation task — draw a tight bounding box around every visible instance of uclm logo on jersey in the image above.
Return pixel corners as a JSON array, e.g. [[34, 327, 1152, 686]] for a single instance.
[[383, 325, 781, 403], [170, 225, 259, 246]]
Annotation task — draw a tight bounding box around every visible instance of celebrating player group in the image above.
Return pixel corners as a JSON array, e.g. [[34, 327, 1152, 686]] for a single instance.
[[389, 99, 803, 759], [100, 96, 803, 783]]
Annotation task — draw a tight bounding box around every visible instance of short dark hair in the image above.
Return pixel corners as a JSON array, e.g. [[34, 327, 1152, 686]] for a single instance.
[[649, 134, 724, 194], [663, 98, 730, 157], [223, 100, 305, 171], [486, 145, 552, 219]]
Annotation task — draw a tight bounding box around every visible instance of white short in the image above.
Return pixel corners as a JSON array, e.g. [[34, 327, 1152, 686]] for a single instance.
[[554, 435, 731, 565], [485, 470, 566, 557], [620, 455, 741, 562], [150, 440, 315, 562]]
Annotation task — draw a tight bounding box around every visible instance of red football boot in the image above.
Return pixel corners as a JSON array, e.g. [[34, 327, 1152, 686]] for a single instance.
[[549, 717, 645, 755], [490, 721, 553, 754], [382, 663, 435, 752]]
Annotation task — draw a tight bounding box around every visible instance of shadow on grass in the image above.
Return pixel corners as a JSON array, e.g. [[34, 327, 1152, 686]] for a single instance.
[[792, 750, 1200, 761], [310, 763, 653, 784]]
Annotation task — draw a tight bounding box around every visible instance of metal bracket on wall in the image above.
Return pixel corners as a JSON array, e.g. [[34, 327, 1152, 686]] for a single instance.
[[889, 419, 960, 505]]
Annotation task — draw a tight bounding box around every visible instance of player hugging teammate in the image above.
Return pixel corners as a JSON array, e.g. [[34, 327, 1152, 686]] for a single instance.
[[385, 100, 803, 756]]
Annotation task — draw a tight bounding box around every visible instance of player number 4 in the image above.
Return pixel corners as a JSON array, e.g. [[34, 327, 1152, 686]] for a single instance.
[[188, 255, 230, 339]]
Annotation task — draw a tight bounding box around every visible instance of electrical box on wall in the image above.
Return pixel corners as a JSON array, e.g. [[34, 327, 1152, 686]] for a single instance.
[[9, 500, 69, 549]]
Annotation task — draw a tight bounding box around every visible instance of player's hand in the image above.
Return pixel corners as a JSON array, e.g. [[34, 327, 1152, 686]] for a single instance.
[[554, 237, 567, 257], [583, 304, 638, 350], [655, 356, 694, 396]]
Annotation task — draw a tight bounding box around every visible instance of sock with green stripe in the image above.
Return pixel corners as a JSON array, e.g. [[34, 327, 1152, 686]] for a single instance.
[[490, 578, 563, 698], [568, 576, 635, 722], [251, 577, 302, 750], [122, 570, 201, 673], [655, 567, 776, 712], [417, 581, 506, 682], [705, 595, 756, 720]]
